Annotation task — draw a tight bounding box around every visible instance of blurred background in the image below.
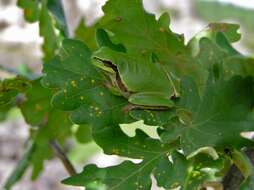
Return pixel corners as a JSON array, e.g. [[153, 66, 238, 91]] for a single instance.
[[0, 0, 254, 189]]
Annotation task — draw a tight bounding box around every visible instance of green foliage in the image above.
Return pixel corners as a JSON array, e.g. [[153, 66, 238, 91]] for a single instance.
[[2, 0, 254, 189], [195, 0, 254, 51], [161, 76, 254, 155], [195, 0, 254, 32], [3, 143, 34, 190], [154, 151, 224, 190], [63, 131, 178, 189], [18, 0, 68, 60], [17, 0, 40, 22], [75, 125, 93, 144], [75, 19, 97, 50], [240, 176, 254, 190], [19, 79, 72, 179], [0, 77, 30, 106], [64, 160, 156, 190]]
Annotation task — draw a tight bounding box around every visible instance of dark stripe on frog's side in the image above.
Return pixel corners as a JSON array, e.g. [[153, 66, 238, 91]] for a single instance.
[[94, 57, 129, 95]]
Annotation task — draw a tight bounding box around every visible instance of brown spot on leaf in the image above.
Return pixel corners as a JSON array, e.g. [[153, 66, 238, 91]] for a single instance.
[[159, 27, 165, 32], [115, 16, 122, 22]]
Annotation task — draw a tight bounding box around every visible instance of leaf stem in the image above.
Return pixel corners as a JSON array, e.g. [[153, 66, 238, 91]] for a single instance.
[[48, 0, 76, 177], [49, 140, 77, 176]]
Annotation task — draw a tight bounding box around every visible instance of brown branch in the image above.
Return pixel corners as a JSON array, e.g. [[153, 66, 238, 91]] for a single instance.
[[222, 148, 254, 190], [50, 140, 77, 176], [222, 164, 244, 190]]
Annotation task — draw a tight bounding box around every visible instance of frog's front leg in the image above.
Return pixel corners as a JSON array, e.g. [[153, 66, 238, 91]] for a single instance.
[[128, 91, 174, 108]]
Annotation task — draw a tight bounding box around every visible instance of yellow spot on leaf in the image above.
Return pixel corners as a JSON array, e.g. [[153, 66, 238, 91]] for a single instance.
[[171, 182, 180, 188], [159, 27, 165, 32], [112, 148, 120, 154], [141, 50, 146, 54], [192, 171, 201, 178], [71, 80, 77, 87], [35, 104, 42, 111]]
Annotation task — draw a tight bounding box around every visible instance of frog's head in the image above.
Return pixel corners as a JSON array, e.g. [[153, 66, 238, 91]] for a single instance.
[[92, 47, 129, 97], [93, 55, 117, 74], [92, 28, 126, 74]]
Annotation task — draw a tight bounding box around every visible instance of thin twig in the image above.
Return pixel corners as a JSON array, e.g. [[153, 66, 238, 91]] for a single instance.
[[0, 64, 42, 79], [50, 140, 77, 176], [48, 0, 77, 177], [0, 65, 21, 76]]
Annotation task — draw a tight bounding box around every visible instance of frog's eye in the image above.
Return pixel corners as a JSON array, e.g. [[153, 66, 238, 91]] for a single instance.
[[92, 57, 116, 74], [92, 56, 129, 96]]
